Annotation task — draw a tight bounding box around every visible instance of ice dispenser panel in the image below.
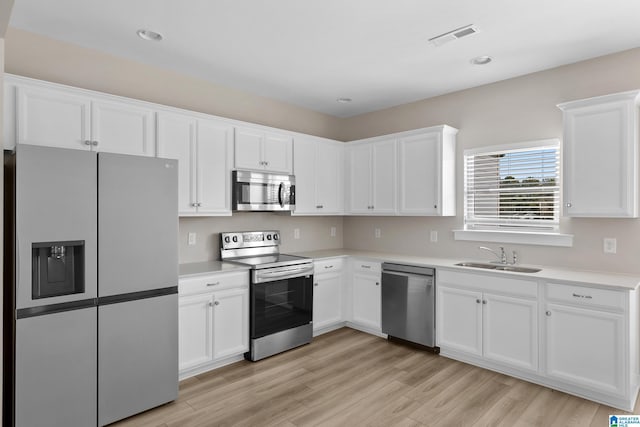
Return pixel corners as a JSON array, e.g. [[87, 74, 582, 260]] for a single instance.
[[32, 241, 85, 299]]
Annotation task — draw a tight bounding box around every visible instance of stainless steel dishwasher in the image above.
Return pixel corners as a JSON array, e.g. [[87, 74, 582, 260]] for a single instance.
[[381, 263, 438, 351]]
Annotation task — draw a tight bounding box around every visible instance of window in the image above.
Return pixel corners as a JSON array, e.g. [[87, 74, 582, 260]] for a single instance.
[[464, 139, 560, 231]]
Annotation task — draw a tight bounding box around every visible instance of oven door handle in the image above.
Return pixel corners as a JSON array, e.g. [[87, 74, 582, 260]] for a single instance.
[[253, 264, 314, 283], [278, 182, 285, 208]]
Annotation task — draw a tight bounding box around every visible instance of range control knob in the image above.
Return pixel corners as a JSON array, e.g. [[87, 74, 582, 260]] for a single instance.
[[224, 236, 230, 243], [266, 234, 272, 241], [273, 233, 279, 241], [232, 235, 239, 243]]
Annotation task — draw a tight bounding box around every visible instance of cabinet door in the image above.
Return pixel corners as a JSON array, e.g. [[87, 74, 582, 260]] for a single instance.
[[436, 286, 482, 356], [263, 132, 293, 173], [545, 303, 625, 395], [196, 119, 233, 215], [313, 272, 343, 331], [398, 132, 439, 215], [234, 127, 264, 170], [292, 136, 318, 214], [213, 288, 249, 360], [483, 293, 538, 372], [16, 85, 92, 150], [347, 144, 372, 214], [316, 141, 344, 214], [178, 293, 214, 371], [352, 273, 381, 330], [156, 112, 197, 214], [371, 139, 397, 214], [563, 98, 638, 217], [91, 99, 155, 156]]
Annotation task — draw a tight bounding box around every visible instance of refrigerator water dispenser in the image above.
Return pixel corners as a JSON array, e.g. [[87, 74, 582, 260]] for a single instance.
[[32, 240, 85, 299]]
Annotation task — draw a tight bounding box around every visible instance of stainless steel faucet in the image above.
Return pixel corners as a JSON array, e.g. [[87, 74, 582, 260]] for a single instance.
[[478, 246, 507, 264]]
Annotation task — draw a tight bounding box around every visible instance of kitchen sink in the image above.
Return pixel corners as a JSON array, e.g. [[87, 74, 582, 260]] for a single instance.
[[455, 262, 541, 273]]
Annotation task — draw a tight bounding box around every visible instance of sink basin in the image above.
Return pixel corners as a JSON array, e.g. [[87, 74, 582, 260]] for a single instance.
[[455, 262, 541, 274]]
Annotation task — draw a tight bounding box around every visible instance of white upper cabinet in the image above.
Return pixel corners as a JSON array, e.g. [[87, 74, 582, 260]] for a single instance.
[[398, 126, 457, 216], [91, 99, 155, 156], [346, 139, 397, 215], [234, 126, 293, 174], [157, 110, 233, 216], [293, 135, 344, 215], [558, 90, 640, 217], [11, 77, 154, 156]]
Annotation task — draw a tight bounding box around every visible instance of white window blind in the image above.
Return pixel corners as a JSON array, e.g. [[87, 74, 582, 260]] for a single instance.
[[464, 140, 560, 230]]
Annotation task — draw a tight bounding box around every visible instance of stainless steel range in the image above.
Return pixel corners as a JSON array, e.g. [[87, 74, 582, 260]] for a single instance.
[[220, 230, 313, 361]]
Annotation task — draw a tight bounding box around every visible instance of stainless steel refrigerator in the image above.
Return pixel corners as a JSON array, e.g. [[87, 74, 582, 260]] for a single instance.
[[4, 144, 178, 427]]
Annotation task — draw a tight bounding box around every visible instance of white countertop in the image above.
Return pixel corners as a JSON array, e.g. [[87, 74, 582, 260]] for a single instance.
[[291, 249, 640, 291], [179, 261, 250, 278]]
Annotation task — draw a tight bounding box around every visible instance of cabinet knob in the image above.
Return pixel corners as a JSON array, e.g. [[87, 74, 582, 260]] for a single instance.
[[482, 300, 487, 305], [476, 299, 481, 304], [92, 140, 99, 146], [208, 302, 213, 307], [545, 310, 552, 316], [84, 140, 92, 146], [192, 203, 198, 207], [376, 282, 379, 286], [566, 202, 572, 208], [314, 283, 318, 287], [214, 301, 220, 306], [434, 204, 437, 209]]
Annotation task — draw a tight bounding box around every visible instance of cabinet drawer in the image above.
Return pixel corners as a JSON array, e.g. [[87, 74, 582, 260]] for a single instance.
[[352, 260, 381, 274], [546, 283, 625, 311], [179, 271, 249, 295], [438, 269, 537, 299], [314, 258, 345, 273]]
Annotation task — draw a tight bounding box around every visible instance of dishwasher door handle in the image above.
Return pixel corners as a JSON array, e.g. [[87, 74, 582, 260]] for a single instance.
[[382, 270, 434, 285]]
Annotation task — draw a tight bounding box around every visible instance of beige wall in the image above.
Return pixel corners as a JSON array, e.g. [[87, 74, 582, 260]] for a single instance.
[[4, 28, 343, 140], [340, 48, 640, 274], [179, 214, 343, 264], [0, 37, 4, 427]]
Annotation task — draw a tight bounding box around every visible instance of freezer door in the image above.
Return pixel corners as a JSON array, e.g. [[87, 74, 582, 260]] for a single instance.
[[98, 294, 178, 426], [15, 308, 97, 427], [15, 144, 97, 309], [98, 153, 178, 297]]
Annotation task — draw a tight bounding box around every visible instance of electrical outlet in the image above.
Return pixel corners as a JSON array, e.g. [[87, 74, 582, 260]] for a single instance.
[[375, 228, 381, 239], [603, 237, 617, 254], [188, 232, 196, 246], [430, 230, 438, 243], [294, 228, 300, 239], [330, 226, 336, 237]]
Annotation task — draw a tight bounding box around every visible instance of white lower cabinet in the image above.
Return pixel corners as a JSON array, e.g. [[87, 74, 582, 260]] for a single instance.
[[349, 260, 382, 333], [312, 258, 345, 333], [437, 277, 538, 372], [178, 271, 249, 378], [544, 283, 628, 398]]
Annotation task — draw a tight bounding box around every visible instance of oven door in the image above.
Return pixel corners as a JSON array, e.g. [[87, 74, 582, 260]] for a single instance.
[[251, 274, 313, 339]]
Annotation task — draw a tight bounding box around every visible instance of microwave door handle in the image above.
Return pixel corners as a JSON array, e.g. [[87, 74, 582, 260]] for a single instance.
[[278, 182, 285, 208]]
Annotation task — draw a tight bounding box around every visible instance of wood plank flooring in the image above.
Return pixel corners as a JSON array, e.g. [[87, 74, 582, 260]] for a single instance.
[[112, 327, 638, 427]]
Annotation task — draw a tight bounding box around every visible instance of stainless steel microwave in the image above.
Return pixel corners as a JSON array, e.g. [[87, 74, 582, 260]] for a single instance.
[[232, 170, 296, 212]]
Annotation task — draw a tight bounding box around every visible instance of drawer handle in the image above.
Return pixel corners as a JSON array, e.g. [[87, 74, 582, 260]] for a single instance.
[[361, 265, 371, 269], [375, 282, 379, 286], [572, 293, 592, 299], [214, 301, 220, 306], [314, 283, 319, 287], [482, 300, 487, 305], [476, 299, 481, 304], [324, 265, 333, 269], [546, 310, 552, 316], [207, 282, 220, 287]]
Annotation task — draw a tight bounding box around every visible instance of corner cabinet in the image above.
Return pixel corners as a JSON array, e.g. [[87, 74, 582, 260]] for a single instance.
[[234, 126, 293, 174], [345, 139, 397, 215], [293, 136, 344, 215], [6, 76, 155, 156], [558, 90, 640, 217], [398, 126, 457, 216], [178, 270, 249, 379], [157, 111, 233, 216]]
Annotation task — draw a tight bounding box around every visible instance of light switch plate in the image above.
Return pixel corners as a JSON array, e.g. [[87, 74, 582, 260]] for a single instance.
[[375, 228, 381, 238], [603, 237, 617, 254], [330, 226, 336, 237], [294, 228, 300, 239], [430, 230, 438, 242], [188, 232, 196, 246]]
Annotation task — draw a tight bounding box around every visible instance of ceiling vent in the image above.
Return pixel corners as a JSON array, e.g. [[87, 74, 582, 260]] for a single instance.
[[429, 24, 478, 47]]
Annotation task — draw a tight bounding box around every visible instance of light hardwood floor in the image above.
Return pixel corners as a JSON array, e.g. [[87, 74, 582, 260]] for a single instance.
[[112, 327, 638, 427]]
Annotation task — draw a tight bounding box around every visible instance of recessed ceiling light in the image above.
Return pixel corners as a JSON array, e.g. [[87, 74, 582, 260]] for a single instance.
[[470, 55, 492, 65], [136, 29, 163, 42], [336, 98, 352, 103]]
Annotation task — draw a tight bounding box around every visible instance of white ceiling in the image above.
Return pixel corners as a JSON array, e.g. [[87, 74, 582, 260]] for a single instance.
[[8, 0, 640, 117]]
